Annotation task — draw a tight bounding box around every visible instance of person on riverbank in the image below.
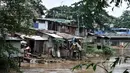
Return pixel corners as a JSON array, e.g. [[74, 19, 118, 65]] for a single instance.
[[25, 45, 31, 58]]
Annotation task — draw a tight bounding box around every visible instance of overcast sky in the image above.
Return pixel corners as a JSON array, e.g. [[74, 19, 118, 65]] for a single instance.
[[42, 0, 129, 17]]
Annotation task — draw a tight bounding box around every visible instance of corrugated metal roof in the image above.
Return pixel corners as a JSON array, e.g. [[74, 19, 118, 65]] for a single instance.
[[38, 30, 82, 40], [56, 32, 73, 39], [45, 33, 63, 39], [107, 36, 130, 38], [6, 37, 21, 41], [56, 32, 83, 40], [0, 34, 21, 41], [25, 35, 48, 40]]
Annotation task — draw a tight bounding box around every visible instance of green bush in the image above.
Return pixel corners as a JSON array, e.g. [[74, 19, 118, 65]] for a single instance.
[[102, 46, 115, 56], [0, 57, 9, 70], [86, 46, 96, 54], [84, 44, 115, 56]]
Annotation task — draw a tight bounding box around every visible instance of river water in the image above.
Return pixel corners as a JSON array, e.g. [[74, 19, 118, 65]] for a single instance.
[[21, 60, 90, 73], [21, 57, 130, 73]]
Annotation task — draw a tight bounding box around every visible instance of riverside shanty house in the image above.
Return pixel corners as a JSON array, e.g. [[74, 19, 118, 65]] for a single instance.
[[91, 33, 130, 56], [24, 35, 48, 55], [36, 30, 63, 58], [15, 33, 48, 55], [35, 29, 83, 59], [33, 18, 79, 35]]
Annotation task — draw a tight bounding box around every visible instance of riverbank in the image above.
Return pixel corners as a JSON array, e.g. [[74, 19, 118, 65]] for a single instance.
[[21, 60, 92, 73], [20, 56, 106, 73], [20, 56, 130, 73]]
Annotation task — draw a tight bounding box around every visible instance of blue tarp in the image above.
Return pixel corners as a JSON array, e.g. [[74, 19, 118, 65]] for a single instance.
[[94, 30, 104, 35], [34, 23, 38, 28]]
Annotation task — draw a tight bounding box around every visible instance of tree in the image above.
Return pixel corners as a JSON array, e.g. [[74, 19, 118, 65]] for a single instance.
[[71, 0, 118, 30], [46, 6, 72, 19], [114, 10, 130, 28], [0, 0, 45, 72], [31, 0, 47, 18], [72, 0, 130, 73], [45, 0, 116, 30]]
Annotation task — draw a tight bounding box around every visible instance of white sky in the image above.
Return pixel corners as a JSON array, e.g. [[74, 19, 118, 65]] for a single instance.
[[42, 0, 130, 17], [42, 0, 80, 9]]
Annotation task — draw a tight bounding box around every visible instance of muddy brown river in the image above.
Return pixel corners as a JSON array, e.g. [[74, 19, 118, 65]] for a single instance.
[[21, 60, 91, 73], [21, 57, 130, 73]]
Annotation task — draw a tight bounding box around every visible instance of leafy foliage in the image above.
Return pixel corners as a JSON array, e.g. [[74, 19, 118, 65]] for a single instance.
[[46, 0, 116, 30], [0, 0, 45, 72], [123, 69, 129, 73], [46, 0, 130, 30], [72, 0, 117, 29], [84, 43, 114, 56], [53, 38, 65, 45], [53, 38, 65, 51], [111, 57, 120, 69], [114, 10, 130, 28], [46, 6, 72, 19], [72, 63, 95, 71], [72, 62, 110, 73], [72, 56, 130, 73], [102, 46, 115, 56]]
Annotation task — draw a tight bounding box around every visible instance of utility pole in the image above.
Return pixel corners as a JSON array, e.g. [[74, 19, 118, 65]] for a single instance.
[[77, 14, 80, 36], [60, 1, 63, 18], [53, 10, 54, 18], [61, 1, 63, 6], [82, 17, 85, 36]]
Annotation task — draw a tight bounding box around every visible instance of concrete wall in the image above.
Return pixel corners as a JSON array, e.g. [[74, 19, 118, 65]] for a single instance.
[[38, 21, 48, 30], [34, 40, 44, 54], [34, 21, 48, 30]]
